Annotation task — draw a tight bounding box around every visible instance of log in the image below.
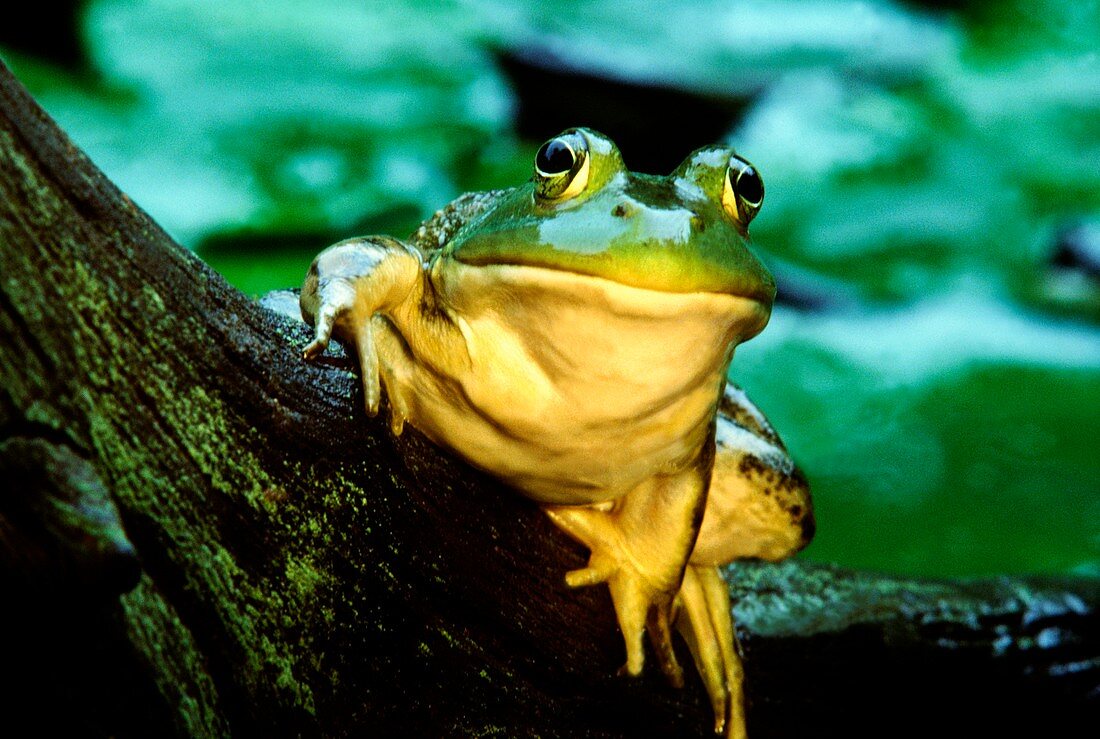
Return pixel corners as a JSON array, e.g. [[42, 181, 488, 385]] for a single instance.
[[0, 59, 1096, 737]]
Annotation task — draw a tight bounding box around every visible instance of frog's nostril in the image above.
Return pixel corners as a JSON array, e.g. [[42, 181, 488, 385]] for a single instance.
[[611, 202, 636, 218]]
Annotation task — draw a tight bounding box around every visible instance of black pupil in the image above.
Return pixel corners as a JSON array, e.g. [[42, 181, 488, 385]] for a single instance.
[[537, 139, 575, 174], [734, 164, 763, 204]]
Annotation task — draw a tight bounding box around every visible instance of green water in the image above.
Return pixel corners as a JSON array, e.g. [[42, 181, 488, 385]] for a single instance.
[[4, 0, 1097, 577]]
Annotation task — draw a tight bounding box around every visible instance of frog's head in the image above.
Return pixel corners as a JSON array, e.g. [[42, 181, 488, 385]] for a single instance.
[[445, 129, 775, 323]]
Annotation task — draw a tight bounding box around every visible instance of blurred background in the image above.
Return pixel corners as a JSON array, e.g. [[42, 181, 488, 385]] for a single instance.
[[2, 0, 1097, 578]]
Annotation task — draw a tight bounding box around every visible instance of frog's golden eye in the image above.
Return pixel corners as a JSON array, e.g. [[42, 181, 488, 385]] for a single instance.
[[723, 155, 764, 226], [534, 131, 590, 201]]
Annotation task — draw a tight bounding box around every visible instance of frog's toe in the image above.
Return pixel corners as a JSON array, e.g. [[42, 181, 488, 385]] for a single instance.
[[302, 336, 329, 361], [564, 562, 615, 588], [302, 302, 339, 360], [608, 576, 649, 676], [646, 599, 684, 688], [676, 565, 746, 739], [353, 323, 382, 417], [302, 312, 382, 416], [607, 572, 681, 683]]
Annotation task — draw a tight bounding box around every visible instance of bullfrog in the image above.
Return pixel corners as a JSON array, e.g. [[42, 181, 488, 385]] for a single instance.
[[300, 128, 813, 738]]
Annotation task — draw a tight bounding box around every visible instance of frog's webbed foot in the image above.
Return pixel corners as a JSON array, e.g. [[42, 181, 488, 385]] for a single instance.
[[676, 565, 746, 739], [299, 236, 421, 426]]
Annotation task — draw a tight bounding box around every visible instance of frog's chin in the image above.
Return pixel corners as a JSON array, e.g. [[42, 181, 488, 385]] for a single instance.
[[435, 260, 772, 343]]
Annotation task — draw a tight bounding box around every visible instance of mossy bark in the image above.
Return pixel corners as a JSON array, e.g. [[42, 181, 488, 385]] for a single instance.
[[0, 60, 1097, 738]]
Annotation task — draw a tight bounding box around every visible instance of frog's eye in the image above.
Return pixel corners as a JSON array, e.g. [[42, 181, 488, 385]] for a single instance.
[[723, 155, 764, 226], [534, 131, 590, 201]]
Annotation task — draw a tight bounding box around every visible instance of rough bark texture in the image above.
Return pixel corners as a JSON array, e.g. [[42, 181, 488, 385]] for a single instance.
[[0, 60, 1097, 738]]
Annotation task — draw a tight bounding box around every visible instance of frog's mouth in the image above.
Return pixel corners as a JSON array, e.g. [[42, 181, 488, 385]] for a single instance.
[[447, 212, 777, 307], [438, 260, 773, 342], [449, 250, 776, 307]]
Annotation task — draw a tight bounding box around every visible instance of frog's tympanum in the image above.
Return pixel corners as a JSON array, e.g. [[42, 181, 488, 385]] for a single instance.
[[300, 128, 813, 738]]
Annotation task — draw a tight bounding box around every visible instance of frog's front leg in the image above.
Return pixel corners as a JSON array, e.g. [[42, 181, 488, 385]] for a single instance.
[[300, 236, 465, 432], [544, 436, 713, 685]]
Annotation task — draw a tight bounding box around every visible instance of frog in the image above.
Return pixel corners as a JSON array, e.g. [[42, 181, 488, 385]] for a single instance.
[[299, 127, 813, 738]]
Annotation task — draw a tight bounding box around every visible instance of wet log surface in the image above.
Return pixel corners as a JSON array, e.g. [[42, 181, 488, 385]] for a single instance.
[[1, 60, 1097, 737]]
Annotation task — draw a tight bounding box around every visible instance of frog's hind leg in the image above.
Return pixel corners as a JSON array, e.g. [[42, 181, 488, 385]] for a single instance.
[[676, 565, 745, 738], [675, 382, 813, 737], [691, 385, 815, 567]]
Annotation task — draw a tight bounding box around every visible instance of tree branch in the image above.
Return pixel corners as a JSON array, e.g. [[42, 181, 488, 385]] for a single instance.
[[1, 60, 1096, 737]]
